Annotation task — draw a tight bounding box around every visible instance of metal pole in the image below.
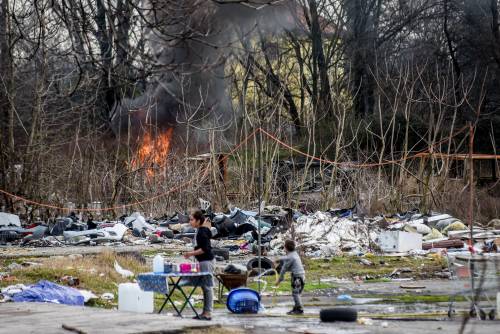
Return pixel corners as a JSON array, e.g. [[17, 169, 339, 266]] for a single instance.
[[468, 122, 476, 312], [257, 127, 263, 293], [468, 123, 474, 247]]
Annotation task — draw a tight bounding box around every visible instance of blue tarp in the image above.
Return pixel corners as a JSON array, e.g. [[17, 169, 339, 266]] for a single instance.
[[12, 280, 84, 306]]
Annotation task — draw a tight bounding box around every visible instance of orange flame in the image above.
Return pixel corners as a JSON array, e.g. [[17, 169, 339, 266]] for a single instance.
[[132, 128, 174, 177]]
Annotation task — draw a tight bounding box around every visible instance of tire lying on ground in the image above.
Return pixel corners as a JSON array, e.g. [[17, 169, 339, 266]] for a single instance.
[[320, 308, 358, 322], [212, 248, 230, 261], [246, 257, 275, 275]]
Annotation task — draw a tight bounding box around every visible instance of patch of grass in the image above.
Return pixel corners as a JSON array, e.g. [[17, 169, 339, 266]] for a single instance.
[[303, 254, 447, 280], [0, 250, 149, 307], [140, 249, 176, 257], [0, 253, 450, 311]]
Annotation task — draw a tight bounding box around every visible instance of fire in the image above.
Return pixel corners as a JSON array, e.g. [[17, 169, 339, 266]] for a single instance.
[[132, 128, 174, 177]]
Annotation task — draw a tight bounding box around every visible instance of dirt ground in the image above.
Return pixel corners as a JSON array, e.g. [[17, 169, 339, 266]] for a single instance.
[[0, 247, 498, 334], [0, 302, 498, 334]]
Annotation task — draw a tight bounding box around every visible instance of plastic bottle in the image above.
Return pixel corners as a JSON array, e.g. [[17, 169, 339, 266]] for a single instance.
[[153, 254, 164, 273]]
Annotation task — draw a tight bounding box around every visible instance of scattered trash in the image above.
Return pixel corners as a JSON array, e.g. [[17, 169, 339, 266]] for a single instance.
[[10, 280, 85, 306], [213, 248, 230, 261], [60, 276, 80, 287], [247, 257, 275, 275], [423, 228, 444, 241], [423, 239, 464, 250], [7, 262, 22, 271], [114, 261, 134, 278], [100, 292, 114, 301], [357, 317, 374, 325], [224, 263, 247, 275], [21, 261, 42, 267], [270, 212, 380, 257], [1, 283, 28, 301], [359, 258, 373, 266], [0, 272, 16, 282], [0, 212, 21, 227], [336, 294, 352, 302], [400, 284, 426, 289], [78, 290, 98, 303], [0, 203, 497, 269], [442, 221, 468, 235]]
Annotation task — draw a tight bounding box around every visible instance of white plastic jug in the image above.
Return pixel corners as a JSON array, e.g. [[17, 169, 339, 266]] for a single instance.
[[153, 254, 164, 273], [118, 283, 154, 313], [497, 292, 500, 319]]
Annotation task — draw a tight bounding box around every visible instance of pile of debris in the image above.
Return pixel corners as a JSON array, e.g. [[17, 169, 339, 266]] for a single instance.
[[0, 200, 290, 250], [266, 209, 499, 257], [379, 211, 500, 254], [269, 212, 380, 257], [1, 201, 499, 258]]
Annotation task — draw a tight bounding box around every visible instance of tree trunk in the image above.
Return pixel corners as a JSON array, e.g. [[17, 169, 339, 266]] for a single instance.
[[0, 0, 14, 208], [345, 0, 376, 117], [96, 0, 115, 121], [115, 0, 132, 92], [308, 0, 333, 116]]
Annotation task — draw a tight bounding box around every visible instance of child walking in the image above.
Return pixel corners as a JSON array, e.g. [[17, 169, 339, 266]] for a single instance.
[[275, 239, 305, 315]]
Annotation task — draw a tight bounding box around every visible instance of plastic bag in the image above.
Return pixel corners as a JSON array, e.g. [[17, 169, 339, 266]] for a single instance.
[[423, 228, 443, 241]]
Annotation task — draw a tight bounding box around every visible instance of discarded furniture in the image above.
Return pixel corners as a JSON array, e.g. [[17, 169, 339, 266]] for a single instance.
[[137, 271, 212, 318]]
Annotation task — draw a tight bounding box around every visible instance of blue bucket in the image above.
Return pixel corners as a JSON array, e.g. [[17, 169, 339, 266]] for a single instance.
[[226, 288, 261, 314]]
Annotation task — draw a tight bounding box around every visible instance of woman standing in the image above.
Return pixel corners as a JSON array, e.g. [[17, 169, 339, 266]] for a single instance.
[[183, 210, 214, 320]]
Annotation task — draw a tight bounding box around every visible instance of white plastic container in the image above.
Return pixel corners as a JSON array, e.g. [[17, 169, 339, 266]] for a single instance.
[[378, 231, 422, 253], [118, 283, 154, 313], [153, 254, 164, 273], [497, 292, 500, 319]]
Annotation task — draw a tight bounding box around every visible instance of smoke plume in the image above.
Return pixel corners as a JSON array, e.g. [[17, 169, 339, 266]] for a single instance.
[[112, 0, 296, 152]]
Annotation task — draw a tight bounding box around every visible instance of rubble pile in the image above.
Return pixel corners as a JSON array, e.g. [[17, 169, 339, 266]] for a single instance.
[[0, 200, 287, 251], [1, 200, 499, 257], [269, 212, 380, 257]]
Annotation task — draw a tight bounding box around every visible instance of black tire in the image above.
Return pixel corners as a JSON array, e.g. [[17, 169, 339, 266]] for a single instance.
[[213, 248, 230, 261], [246, 257, 275, 272], [320, 308, 358, 322], [488, 309, 496, 320]]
